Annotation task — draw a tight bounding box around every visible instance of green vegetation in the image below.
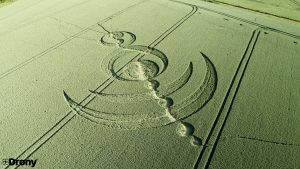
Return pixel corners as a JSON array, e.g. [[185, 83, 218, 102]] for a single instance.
[[0, 0, 299, 168], [0, 0, 15, 8], [212, 0, 300, 22]]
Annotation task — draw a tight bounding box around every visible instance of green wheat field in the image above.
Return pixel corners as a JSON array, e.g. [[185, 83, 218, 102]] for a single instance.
[[0, 0, 299, 168]]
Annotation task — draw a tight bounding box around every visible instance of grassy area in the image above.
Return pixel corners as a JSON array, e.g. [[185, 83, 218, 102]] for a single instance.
[[0, 0, 299, 168], [0, 0, 15, 8], [212, 0, 300, 22]]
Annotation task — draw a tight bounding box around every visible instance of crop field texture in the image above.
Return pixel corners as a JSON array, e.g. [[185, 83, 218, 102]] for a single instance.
[[211, 0, 300, 22], [0, 0, 15, 8], [0, 0, 299, 168]]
